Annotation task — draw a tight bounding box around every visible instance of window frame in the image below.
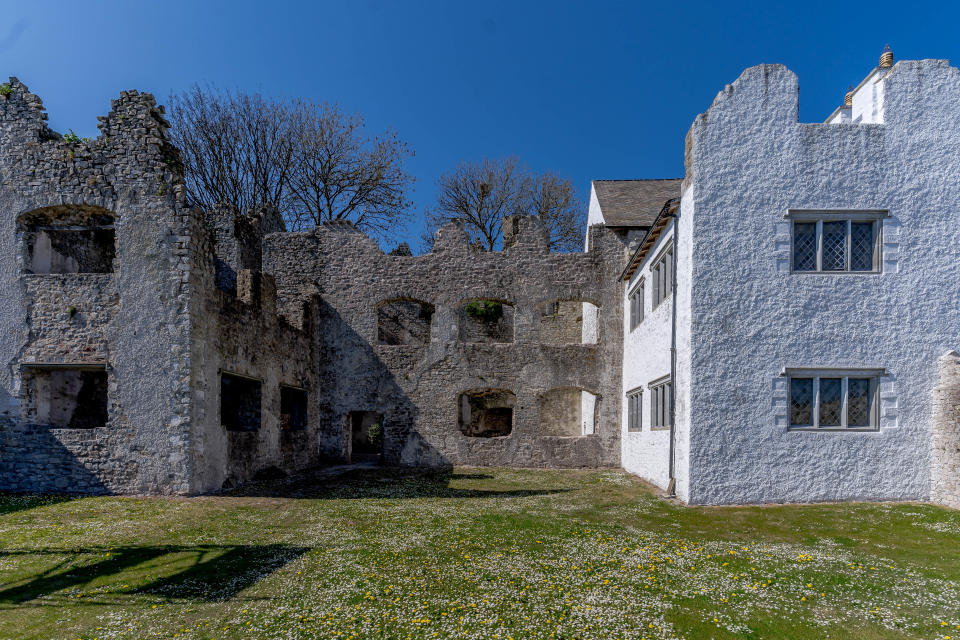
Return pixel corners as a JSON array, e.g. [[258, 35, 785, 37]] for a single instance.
[[628, 279, 644, 331], [784, 367, 882, 431], [651, 243, 674, 309], [626, 387, 643, 432], [649, 375, 672, 430], [787, 210, 886, 274]]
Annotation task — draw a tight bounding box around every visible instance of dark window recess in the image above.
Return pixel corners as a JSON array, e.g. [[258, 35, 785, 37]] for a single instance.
[[280, 386, 308, 430], [31, 369, 108, 429], [459, 389, 516, 437], [377, 300, 434, 346], [26, 228, 115, 274], [221, 373, 262, 431], [348, 411, 384, 463]]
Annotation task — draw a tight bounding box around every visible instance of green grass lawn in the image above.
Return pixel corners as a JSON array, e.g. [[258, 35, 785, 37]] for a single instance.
[[1, 467, 958, 640]]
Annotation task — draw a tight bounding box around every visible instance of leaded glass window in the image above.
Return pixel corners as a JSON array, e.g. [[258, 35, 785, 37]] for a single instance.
[[793, 223, 817, 271], [818, 378, 843, 426], [790, 215, 881, 273], [787, 371, 879, 430], [850, 222, 874, 271], [790, 378, 813, 426], [821, 222, 846, 271]]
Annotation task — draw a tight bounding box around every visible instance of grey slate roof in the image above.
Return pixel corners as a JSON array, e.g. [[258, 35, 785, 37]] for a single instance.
[[593, 179, 682, 227]]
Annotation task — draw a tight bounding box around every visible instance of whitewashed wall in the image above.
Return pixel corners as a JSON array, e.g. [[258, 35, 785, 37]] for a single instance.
[[621, 225, 675, 490], [683, 60, 960, 505]]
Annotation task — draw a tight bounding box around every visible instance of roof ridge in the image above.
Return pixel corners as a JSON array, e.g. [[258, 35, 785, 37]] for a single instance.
[[592, 178, 682, 183]]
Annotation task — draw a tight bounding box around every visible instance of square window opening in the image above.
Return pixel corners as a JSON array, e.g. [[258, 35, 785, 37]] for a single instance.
[[28, 368, 108, 429], [221, 373, 262, 432], [280, 385, 308, 430]]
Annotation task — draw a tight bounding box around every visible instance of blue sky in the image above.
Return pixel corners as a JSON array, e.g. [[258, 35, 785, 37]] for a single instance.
[[2, 0, 956, 249]]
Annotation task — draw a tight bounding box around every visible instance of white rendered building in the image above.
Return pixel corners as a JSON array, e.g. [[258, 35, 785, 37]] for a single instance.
[[599, 49, 960, 506]]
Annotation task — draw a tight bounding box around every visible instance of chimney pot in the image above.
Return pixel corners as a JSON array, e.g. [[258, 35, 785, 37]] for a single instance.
[[879, 44, 893, 69]]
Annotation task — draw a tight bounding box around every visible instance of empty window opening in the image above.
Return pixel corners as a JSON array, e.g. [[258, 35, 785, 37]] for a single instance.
[[539, 387, 598, 436], [28, 367, 108, 429], [459, 389, 515, 437], [459, 300, 515, 344], [221, 373, 262, 432], [19, 207, 117, 274], [539, 300, 600, 345], [280, 386, 308, 430], [377, 299, 434, 346], [347, 411, 384, 463]]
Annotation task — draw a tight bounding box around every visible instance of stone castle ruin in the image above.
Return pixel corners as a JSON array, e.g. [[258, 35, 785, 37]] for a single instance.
[[3, 50, 960, 508], [0, 78, 626, 495]]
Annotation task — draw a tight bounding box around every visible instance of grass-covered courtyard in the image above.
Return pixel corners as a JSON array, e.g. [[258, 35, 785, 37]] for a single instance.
[[0, 467, 958, 640]]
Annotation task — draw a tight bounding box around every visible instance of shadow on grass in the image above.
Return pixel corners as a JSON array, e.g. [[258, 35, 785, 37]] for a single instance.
[[0, 494, 76, 516], [225, 467, 568, 500], [0, 544, 308, 605]]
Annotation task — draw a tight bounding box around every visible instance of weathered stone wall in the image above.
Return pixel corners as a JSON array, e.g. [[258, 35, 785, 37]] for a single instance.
[[932, 351, 960, 509], [188, 209, 320, 493], [0, 78, 197, 494], [264, 216, 625, 469]]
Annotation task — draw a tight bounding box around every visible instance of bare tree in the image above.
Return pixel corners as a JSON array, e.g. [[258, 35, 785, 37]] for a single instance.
[[167, 86, 296, 220], [422, 157, 585, 252], [286, 103, 414, 236], [167, 85, 415, 237]]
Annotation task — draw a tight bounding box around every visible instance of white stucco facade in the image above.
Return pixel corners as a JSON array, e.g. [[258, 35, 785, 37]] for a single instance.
[[616, 57, 960, 506], [621, 224, 675, 490]]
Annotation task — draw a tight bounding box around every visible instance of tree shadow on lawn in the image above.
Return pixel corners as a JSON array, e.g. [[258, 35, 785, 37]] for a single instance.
[[0, 494, 76, 516], [224, 467, 571, 500], [0, 543, 308, 606]]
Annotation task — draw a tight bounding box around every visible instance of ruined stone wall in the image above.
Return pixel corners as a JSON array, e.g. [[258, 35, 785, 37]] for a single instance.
[[189, 210, 320, 494], [264, 216, 625, 469], [932, 351, 960, 509], [0, 78, 198, 494]]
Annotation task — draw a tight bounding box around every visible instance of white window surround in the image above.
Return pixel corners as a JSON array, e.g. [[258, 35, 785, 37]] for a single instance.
[[782, 367, 884, 432], [628, 279, 644, 331], [626, 386, 642, 432], [786, 210, 887, 274]]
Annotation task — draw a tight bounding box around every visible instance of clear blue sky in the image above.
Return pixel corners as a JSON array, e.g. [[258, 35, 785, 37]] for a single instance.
[[2, 0, 956, 250]]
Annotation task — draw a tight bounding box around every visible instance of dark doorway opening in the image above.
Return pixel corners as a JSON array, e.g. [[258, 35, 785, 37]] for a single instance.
[[347, 411, 384, 464]]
